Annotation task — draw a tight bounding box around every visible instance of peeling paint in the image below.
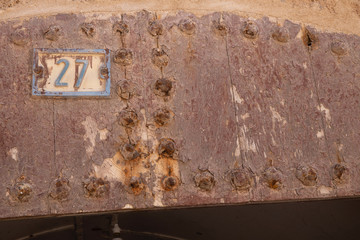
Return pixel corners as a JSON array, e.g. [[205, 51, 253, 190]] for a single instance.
[[230, 85, 244, 104], [318, 104, 331, 124], [8, 147, 18, 161], [316, 129, 324, 138], [239, 125, 257, 153], [81, 116, 98, 156], [318, 186, 332, 195], [270, 106, 287, 126]]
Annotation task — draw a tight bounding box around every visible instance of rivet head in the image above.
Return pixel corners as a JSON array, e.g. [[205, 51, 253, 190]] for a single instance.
[[158, 138, 176, 158], [243, 21, 259, 39], [154, 108, 173, 126], [81, 23, 95, 37], [229, 168, 254, 191], [151, 47, 169, 68], [113, 21, 129, 35], [148, 20, 163, 36], [10, 27, 29, 46], [272, 27, 290, 43], [129, 176, 145, 195], [8, 176, 32, 202], [331, 41, 348, 56], [263, 167, 282, 189], [118, 109, 138, 127], [295, 166, 317, 186], [33, 66, 43, 76], [120, 143, 140, 161], [161, 176, 179, 191], [331, 164, 347, 183], [116, 81, 133, 100], [49, 177, 70, 201], [194, 170, 215, 191], [44, 25, 61, 41], [212, 20, 228, 36], [83, 177, 110, 198], [154, 78, 173, 97], [113, 48, 133, 66], [179, 19, 196, 35]]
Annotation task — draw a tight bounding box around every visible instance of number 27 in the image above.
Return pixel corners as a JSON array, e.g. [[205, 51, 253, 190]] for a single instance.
[[54, 59, 89, 88]]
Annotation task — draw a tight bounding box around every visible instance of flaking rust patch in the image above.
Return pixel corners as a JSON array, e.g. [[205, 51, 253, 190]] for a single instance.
[[93, 152, 125, 182]]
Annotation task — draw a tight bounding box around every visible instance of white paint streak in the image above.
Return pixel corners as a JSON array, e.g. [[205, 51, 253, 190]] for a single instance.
[[318, 104, 331, 124], [270, 106, 287, 126], [239, 125, 257, 153], [8, 147, 18, 161], [241, 113, 250, 120], [230, 85, 244, 104], [123, 204, 134, 209], [235, 137, 241, 157], [317, 129, 324, 138], [82, 116, 98, 156]]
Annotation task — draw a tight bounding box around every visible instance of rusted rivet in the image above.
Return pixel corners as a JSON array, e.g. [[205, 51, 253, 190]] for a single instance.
[[116, 81, 133, 100], [212, 20, 228, 36], [129, 176, 144, 195], [263, 167, 282, 190], [331, 164, 347, 183], [44, 25, 61, 41], [118, 109, 138, 127], [295, 166, 317, 186], [158, 138, 176, 157], [81, 23, 95, 37], [83, 177, 110, 198], [151, 47, 169, 68], [229, 168, 254, 191], [302, 28, 318, 49], [272, 27, 290, 43], [100, 66, 109, 77], [161, 176, 179, 191], [33, 66, 43, 76], [10, 28, 29, 46], [243, 21, 259, 39], [49, 177, 70, 201], [113, 48, 133, 66], [8, 176, 32, 202], [331, 41, 348, 56], [120, 143, 140, 161], [154, 108, 173, 126], [154, 78, 173, 97], [148, 20, 163, 36], [194, 170, 215, 191], [113, 21, 129, 35], [179, 19, 196, 35]]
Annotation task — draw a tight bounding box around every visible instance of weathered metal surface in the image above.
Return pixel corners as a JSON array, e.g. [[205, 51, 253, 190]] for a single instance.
[[0, 11, 360, 219]]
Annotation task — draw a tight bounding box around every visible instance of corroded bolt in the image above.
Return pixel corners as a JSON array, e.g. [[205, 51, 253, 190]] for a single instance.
[[44, 25, 61, 41], [263, 167, 282, 190], [81, 23, 95, 37], [154, 108, 172, 126], [148, 20, 163, 36], [151, 47, 169, 68], [120, 143, 140, 161], [113, 48, 133, 66], [161, 176, 179, 191], [129, 176, 144, 195], [194, 170, 215, 191], [154, 78, 172, 97], [295, 166, 317, 186], [331, 164, 347, 183], [331, 41, 348, 56], [49, 177, 70, 201], [10, 28, 29, 46], [272, 27, 290, 43], [178, 19, 196, 35], [212, 20, 228, 36], [100, 66, 109, 77], [83, 177, 110, 198], [229, 168, 253, 191], [118, 109, 138, 127], [158, 138, 176, 157], [243, 21, 259, 39], [33, 66, 43, 76], [116, 81, 133, 100], [302, 28, 318, 49], [113, 21, 129, 35], [14, 182, 32, 202]]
